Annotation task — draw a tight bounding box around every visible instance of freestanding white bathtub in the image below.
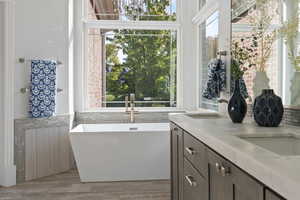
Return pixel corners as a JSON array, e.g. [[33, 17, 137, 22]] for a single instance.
[[69, 123, 170, 182]]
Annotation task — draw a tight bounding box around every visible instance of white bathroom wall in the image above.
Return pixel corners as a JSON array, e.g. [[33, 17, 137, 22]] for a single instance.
[[0, 2, 5, 184], [14, 0, 70, 118]]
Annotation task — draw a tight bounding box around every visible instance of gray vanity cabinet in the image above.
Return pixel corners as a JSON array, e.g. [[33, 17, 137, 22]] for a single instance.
[[170, 123, 285, 200], [171, 123, 184, 200], [207, 149, 264, 200]]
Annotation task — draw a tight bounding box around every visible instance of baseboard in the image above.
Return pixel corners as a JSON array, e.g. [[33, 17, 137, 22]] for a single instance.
[[0, 164, 16, 187]]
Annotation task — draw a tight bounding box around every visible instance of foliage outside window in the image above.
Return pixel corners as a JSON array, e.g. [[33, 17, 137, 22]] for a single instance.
[[89, 0, 176, 21]]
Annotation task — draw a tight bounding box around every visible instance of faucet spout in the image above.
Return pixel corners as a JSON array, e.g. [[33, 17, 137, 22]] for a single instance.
[[218, 98, 229, 104], [126, 93, 137, 123]]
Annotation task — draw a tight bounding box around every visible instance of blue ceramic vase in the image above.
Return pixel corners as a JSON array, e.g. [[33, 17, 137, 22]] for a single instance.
[[253, 89, 284, 127], [228, 79, 247, 123]]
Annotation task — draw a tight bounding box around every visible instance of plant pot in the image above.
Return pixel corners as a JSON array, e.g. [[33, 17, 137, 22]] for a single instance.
[[290, 71, 300, 106], [228, 79, 247, 123], [253, 71, 270, 98], [253, 89, 284, 127]]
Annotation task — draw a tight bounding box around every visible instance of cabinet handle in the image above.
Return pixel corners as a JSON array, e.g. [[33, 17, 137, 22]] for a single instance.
[[185, 175, 197, 187], [185, 147, 196, 155], [215, 163, 221, 173], [173, 127, 179, 136], [221, 166, 231, 177]]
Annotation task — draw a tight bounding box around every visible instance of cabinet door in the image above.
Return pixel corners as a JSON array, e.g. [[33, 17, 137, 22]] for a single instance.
[[265, 189, 285, 200], [208, 154, 232, 200], [230, 165, 264, 200], [170, 123, 184, 200], [208, 149, 264, 200]]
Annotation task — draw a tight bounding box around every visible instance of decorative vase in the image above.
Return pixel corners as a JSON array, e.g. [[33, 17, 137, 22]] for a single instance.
[[290, 71, 300, 106], [253, 89, 284, 127], [228, 79, 247, 123], [253, 71, 270, 98]]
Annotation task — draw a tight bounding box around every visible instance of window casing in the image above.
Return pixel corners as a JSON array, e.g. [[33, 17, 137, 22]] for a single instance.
[[82, 0, 181, 110]]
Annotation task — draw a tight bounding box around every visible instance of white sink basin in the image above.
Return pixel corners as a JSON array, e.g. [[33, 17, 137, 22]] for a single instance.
[[238, 134, 300, 156]]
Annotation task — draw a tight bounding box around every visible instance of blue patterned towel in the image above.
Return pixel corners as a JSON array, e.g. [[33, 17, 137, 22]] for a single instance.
[[29, 60, 57, 118], [202, 59, 226, 100]]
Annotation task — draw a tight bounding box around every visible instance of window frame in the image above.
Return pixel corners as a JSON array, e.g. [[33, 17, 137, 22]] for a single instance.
[[193, 0, 220, 110], [81, 0, 182, 111], [193, 0, 231, 111]]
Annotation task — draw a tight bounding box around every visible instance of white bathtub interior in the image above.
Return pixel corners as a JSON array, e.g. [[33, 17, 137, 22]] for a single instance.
[[69, 123, 170, 182]]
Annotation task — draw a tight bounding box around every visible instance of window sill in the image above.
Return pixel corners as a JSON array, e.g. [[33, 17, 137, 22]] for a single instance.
[[82, 107, 185, 113]]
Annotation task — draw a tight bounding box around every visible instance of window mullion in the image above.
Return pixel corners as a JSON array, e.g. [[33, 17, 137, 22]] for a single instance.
[[83, 20, 180, 31]]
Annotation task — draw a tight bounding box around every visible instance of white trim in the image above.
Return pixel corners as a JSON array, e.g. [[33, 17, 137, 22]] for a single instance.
[[195, 2, 219, 109], [85, 20, 181, 30], [1, 0, 16, 187], [74, 0, 85, 112], [83, 107, 185, 113], [277, 1, 284, 98], [192, 0, 219, 25]]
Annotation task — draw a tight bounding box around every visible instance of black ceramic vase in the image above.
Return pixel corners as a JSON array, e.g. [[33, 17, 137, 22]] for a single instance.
[[253, 89, 284, 127], [228, 79, 247, 123]]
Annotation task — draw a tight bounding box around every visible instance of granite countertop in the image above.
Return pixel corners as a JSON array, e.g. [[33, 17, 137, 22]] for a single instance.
[[169, 113, 300, 200]]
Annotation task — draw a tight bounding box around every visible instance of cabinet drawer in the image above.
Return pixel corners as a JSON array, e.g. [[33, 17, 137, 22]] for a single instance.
[[184, 132, 208, 178], [183, 158, 208, 200]]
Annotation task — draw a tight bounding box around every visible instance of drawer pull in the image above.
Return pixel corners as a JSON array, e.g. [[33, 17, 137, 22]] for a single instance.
[[221, 166, 231, 176], [185, 147, 196, 155], [173, 127, 180, 136], [215, 163, 221, 173], [185, 175, 197, 187]]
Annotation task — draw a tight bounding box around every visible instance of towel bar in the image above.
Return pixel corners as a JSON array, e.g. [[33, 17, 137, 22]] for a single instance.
[[20, 87, 63, 94], [18, 58, 63, 65]]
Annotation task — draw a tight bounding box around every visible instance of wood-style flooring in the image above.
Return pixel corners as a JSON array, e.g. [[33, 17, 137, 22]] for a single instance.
[[0, 170, 171, 200]]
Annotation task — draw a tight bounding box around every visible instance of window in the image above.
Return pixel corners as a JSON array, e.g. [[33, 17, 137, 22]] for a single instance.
[[199, 11, 219, 111], [88, 0, 176, 21], [84, 0, 179, 109], [231, 0, 281, 102]]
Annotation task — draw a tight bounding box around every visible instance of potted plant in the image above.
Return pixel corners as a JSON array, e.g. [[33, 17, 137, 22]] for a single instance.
[[229, 37, 257, 123], [231, 38, 257, 82]]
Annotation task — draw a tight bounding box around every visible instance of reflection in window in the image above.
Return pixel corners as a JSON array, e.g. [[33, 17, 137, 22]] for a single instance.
[[231, 0, 281, 102], [88, 0, 176, 21], [199, 11, 219, 110]]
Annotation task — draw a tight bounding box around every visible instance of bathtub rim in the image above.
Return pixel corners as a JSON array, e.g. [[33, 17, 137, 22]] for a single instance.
[[70, 123, 170, 134]]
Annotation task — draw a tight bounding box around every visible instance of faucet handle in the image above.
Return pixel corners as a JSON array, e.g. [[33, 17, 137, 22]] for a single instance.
[[125, 96, 129, 112]]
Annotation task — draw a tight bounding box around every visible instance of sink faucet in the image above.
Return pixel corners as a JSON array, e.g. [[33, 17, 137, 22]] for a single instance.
[[218, 98, 229, 104], [125, 94, 137, 123]]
